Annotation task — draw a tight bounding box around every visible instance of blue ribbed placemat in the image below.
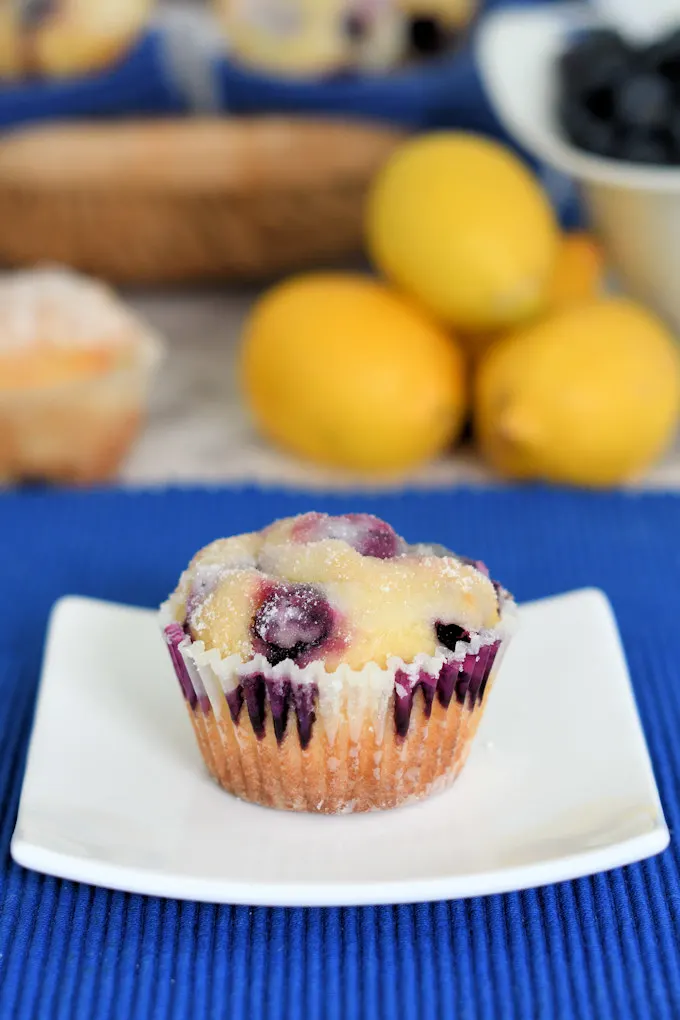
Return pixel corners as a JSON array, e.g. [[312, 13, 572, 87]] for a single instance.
[[1, 487, 679, 1019]]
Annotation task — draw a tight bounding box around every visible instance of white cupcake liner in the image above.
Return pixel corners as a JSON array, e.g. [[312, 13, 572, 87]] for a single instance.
[[160, 596, 517, 747]]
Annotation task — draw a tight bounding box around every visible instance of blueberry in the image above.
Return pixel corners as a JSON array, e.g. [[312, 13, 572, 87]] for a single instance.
[[617, 129, 671, 164], [559, 29, 633, 99], [344, 514, 403, 558], [294, 512, 404, 559], [584, 85, 616, 121], [435, 621, 471, 653], [614, 72, 673, 130], [253, 583, 334, 666], [409, 17, 450, 56], [644, 27, 680, 85], [559, 96, 619, 157], [667, 112, 680, 162]]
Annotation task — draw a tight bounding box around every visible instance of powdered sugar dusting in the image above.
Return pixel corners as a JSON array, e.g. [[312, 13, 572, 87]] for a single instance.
[[0, 266, 140, 352], [171, 511, 507, 671], [255, 584, 330, 650]]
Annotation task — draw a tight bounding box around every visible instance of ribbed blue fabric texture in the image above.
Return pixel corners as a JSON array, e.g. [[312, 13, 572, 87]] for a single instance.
[[0, 487, 678, 1019]]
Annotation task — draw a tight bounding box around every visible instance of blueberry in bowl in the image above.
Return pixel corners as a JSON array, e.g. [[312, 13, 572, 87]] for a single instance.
[[557, 24, 680, 165], [161, 512, 516, 814], [477, 4, 680, 334]]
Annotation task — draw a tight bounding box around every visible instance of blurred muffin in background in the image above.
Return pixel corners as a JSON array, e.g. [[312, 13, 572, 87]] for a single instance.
[[345, 0, 406, 71], [0, 267, 162, 484], [0, 0, 154, 79], [215, 0, 406, 76]]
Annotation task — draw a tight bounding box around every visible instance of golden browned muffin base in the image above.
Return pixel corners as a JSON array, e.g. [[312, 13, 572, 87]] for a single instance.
[[0, 405, 142, 484], [184, 680, 496, 813]]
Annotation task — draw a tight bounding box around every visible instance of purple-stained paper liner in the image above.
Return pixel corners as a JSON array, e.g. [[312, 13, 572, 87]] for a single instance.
[[161, 600, 515, 750]]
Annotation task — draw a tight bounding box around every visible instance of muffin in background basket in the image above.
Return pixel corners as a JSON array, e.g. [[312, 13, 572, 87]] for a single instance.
[[0, 0, 153, 79], [161, 511, 516, 814], [214, 0, 407, 76], [0, 267, 163, 484]]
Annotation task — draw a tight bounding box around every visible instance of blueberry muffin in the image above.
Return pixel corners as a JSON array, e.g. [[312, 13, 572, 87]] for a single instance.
[[0, 0, 153, 79], [214, 0, 406, 77], [161, 512, 516, 813]]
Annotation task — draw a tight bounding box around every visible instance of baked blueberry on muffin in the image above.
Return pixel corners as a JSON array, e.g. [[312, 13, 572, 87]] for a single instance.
[[161, 512, 516, 813]]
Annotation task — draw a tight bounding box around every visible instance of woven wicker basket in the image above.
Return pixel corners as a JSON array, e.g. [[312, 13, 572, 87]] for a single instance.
[[0, 118, 404, 284]]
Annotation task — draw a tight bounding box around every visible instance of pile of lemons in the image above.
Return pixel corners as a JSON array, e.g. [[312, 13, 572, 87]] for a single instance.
[[241, 132, 680, 486]]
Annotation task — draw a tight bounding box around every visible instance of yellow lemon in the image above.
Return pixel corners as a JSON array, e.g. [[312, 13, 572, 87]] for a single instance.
[[458, 232, 606, 363], [474, 299, 680, 487], [366, 132, 559, 332], [547, 231, 604, 309], [241, 273, 466, 473]]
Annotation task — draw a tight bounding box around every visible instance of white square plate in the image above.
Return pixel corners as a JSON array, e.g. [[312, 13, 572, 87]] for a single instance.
[[11, 589, 669, 906]]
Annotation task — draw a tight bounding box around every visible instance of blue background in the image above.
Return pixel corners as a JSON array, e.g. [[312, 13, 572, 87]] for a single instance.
[[0, 486, 678, 1018]]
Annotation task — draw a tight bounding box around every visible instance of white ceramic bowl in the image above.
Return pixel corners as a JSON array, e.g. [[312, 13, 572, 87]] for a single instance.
[[476, 2, 680, 332], [592, 0, 680, 41]]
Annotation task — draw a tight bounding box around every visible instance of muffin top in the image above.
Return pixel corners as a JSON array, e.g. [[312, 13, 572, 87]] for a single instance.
[[0, 267, 141, 390], [168, 512, 509, 671]]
